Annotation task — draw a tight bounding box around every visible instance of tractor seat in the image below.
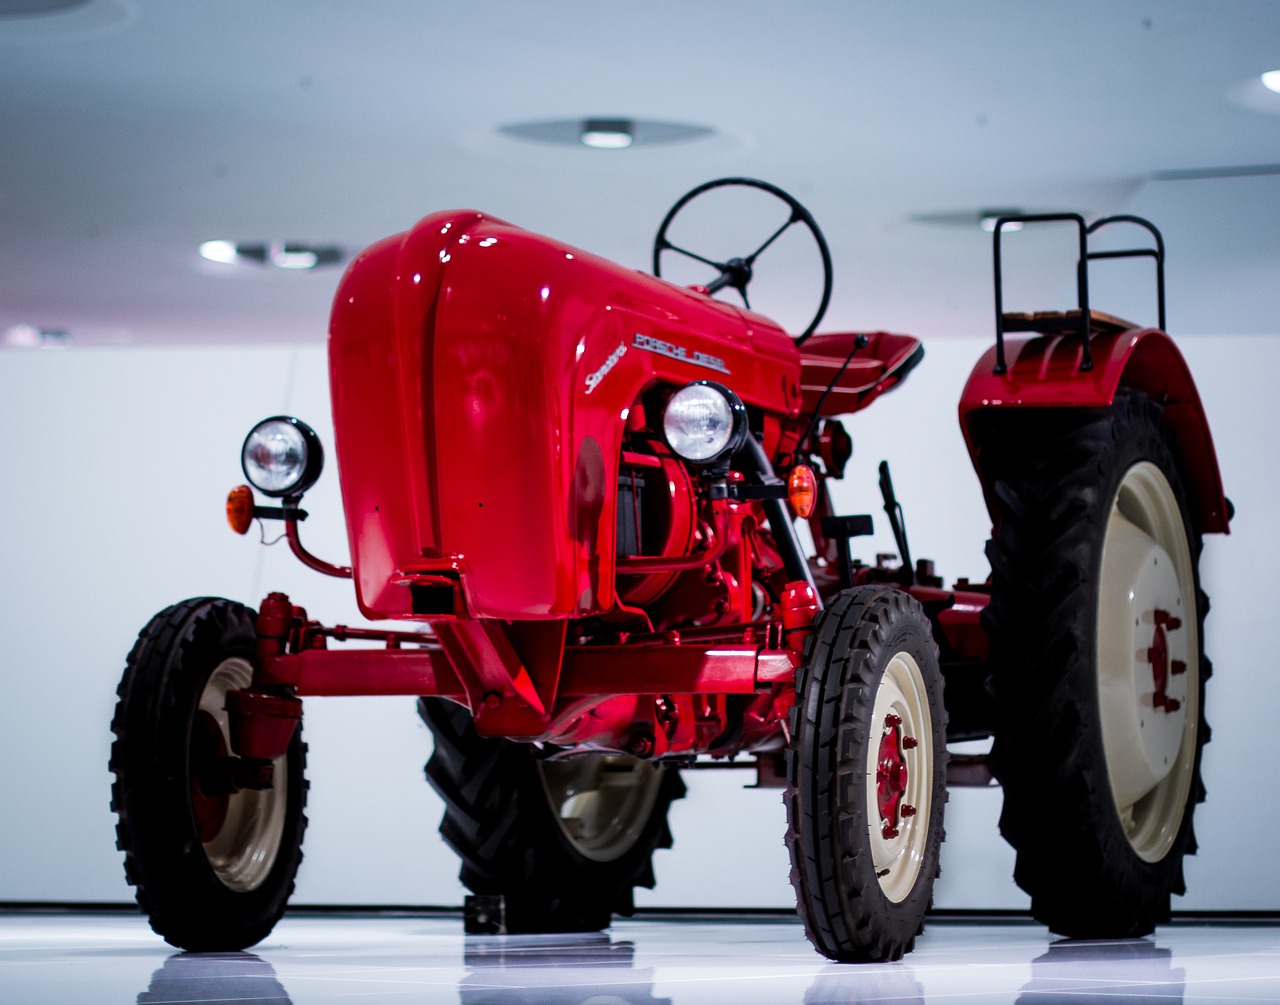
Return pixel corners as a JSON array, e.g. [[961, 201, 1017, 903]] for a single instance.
[[799, 331, 924, 417]]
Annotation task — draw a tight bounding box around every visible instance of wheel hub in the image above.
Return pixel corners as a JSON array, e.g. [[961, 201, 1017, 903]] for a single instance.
[[190, 710, 232, 843], [1148, 609, 1187, 713], [196, 658, 289, 893], [876, 714, 916, 840], [866, 652, 932, 904], [538, 756, 665, 863], [1098, 507, 1189, 808], [1096, 460, 1199, 863]]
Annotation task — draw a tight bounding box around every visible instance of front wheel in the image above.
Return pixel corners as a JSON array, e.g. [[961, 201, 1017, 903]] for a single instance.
[[110, 598, 307, 951], [786, 587, 948, 962]]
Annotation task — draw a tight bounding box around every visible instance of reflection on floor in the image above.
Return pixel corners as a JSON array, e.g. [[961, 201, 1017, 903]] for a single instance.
[[2, 911, 1278, 1004]]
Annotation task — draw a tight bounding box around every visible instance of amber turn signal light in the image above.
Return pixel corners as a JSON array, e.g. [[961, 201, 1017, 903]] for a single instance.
[[226, 484, 256, 535], [788, 464, 818, 518]]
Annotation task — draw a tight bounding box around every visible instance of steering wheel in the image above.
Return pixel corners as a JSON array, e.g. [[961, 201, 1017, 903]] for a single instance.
[[652, 177, 833, 344]]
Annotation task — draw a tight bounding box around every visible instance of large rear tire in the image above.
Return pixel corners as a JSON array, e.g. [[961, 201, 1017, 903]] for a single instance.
[[786, 587, 947, 962], [111, 598, 307, 951], [419, 698, 685, 933], [984, 393, 1210, 937]]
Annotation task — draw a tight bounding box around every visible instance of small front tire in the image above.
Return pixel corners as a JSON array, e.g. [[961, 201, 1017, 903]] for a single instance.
[[111, 597, 307, 951], [786, 587, 948, 962]]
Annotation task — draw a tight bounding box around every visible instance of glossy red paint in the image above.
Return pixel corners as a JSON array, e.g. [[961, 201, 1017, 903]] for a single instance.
[[225, 690, 301, 761], [780, 581, 820, 652], [959, 328, 1229, 534], [799, 331, 923, 417], [285, 519, 352, 579], [329, 210, 803, 623]]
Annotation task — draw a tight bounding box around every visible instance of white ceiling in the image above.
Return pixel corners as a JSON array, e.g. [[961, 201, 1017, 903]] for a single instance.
[[2, 0, 1279, 347]]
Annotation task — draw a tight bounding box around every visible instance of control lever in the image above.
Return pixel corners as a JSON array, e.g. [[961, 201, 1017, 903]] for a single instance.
[[878, 460, 913, 586]]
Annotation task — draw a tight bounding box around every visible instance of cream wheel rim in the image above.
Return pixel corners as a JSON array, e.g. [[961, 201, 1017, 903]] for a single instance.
[[1097, 461, 1199, 863], [194, 657, 288, 892], [538, 755, 665, 863], [866, 651, 934, 903]]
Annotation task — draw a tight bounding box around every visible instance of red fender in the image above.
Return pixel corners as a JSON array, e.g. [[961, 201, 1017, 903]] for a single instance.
[[959, 328, 1229, 534]]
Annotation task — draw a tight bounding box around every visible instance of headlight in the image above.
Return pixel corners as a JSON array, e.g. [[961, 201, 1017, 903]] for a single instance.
[[662, 381, 748, 464], [241, 416, 324, 498]]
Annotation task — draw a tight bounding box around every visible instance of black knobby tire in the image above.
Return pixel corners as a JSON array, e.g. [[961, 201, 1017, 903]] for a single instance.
[[983, 392, 1211, 937], [785, 587, 948, 962], [419, 698, 685, 933], [111, 597, 308, 951]]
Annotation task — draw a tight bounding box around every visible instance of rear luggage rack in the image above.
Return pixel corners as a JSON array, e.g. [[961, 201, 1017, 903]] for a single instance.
[[991, 212, 1166, 375]]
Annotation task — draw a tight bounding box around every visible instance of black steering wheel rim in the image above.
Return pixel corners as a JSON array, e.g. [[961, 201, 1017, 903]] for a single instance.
[[652, 177, 833, 345]]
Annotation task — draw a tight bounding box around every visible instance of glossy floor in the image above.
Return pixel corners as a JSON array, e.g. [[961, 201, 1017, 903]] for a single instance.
[[2, 912, 1279, 1004]]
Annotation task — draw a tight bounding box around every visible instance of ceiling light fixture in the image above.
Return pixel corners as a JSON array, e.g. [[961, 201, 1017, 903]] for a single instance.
[[199, 240, 344, 270], [1262, 70, 1280, 93], [198, 239, 239, 264], [580, 118, 634, 149], [0, 0, 90, 16], [1, 323, 69, 348], [498, 118, 715, 149], [979, 211, 1024, 233], [910, 208, 1029, 232]]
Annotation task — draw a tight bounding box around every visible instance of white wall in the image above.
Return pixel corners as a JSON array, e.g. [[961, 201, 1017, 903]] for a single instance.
[[0, 329, 1273, 910]]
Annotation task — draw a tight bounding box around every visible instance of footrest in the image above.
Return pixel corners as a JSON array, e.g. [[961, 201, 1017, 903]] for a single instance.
[[820, 514, 874, 539], [821, 515, 874, 591]]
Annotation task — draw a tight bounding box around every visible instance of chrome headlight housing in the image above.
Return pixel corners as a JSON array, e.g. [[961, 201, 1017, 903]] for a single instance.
[[662, 381, 748, 464], [241, 416, 324, 498]]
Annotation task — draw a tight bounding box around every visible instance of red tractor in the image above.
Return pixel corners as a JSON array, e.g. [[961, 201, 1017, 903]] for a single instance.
[[110, 179, 1228, 962]]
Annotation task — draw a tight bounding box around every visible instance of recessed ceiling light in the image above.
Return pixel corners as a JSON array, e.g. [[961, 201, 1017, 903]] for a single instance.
[[979, 211, 1024, 233], [910, 208, 1028, 232], [580, 118, 633, 149], [1262, 70, 1280, 93], [0, 0, 89, 16], [1, 323, 69, 348], [199, 240, 344, 270], [198, 240, 239, 264], [498, 118, 714, 149]]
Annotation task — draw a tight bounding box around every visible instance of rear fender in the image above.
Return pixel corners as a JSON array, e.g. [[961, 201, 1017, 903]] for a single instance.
[[959, 329, 1229, 534]]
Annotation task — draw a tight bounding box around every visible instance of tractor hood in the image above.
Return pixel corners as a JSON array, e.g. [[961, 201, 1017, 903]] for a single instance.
[[329, 210, 801, 621]]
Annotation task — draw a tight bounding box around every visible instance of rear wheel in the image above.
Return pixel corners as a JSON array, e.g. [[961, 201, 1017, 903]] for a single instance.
[[984, 393, 1210, 936], [786, 587, 947, 962], [419, 698, 684, 933], [111, 598, 307, 951]]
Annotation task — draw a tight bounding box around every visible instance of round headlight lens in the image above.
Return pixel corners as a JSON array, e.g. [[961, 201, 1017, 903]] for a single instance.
[[663, 382, 744, 463], [241, 417, 321, 497]]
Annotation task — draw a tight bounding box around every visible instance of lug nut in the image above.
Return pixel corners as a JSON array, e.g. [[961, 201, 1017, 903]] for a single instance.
[[901, 804, 917, 818], [885, 713, 902, 729], [1154, 610, 1183, 631], [902, 736, 919, 750], [1171, 659, 1188, 676], [627, 732, 655, 758]]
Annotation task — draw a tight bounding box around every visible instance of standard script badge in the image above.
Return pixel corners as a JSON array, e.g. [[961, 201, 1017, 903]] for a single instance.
[[584, 342, 628, 394]]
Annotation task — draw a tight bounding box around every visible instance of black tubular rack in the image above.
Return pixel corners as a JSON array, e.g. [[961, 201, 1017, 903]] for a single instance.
[[991, 213, 1166, 375]]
